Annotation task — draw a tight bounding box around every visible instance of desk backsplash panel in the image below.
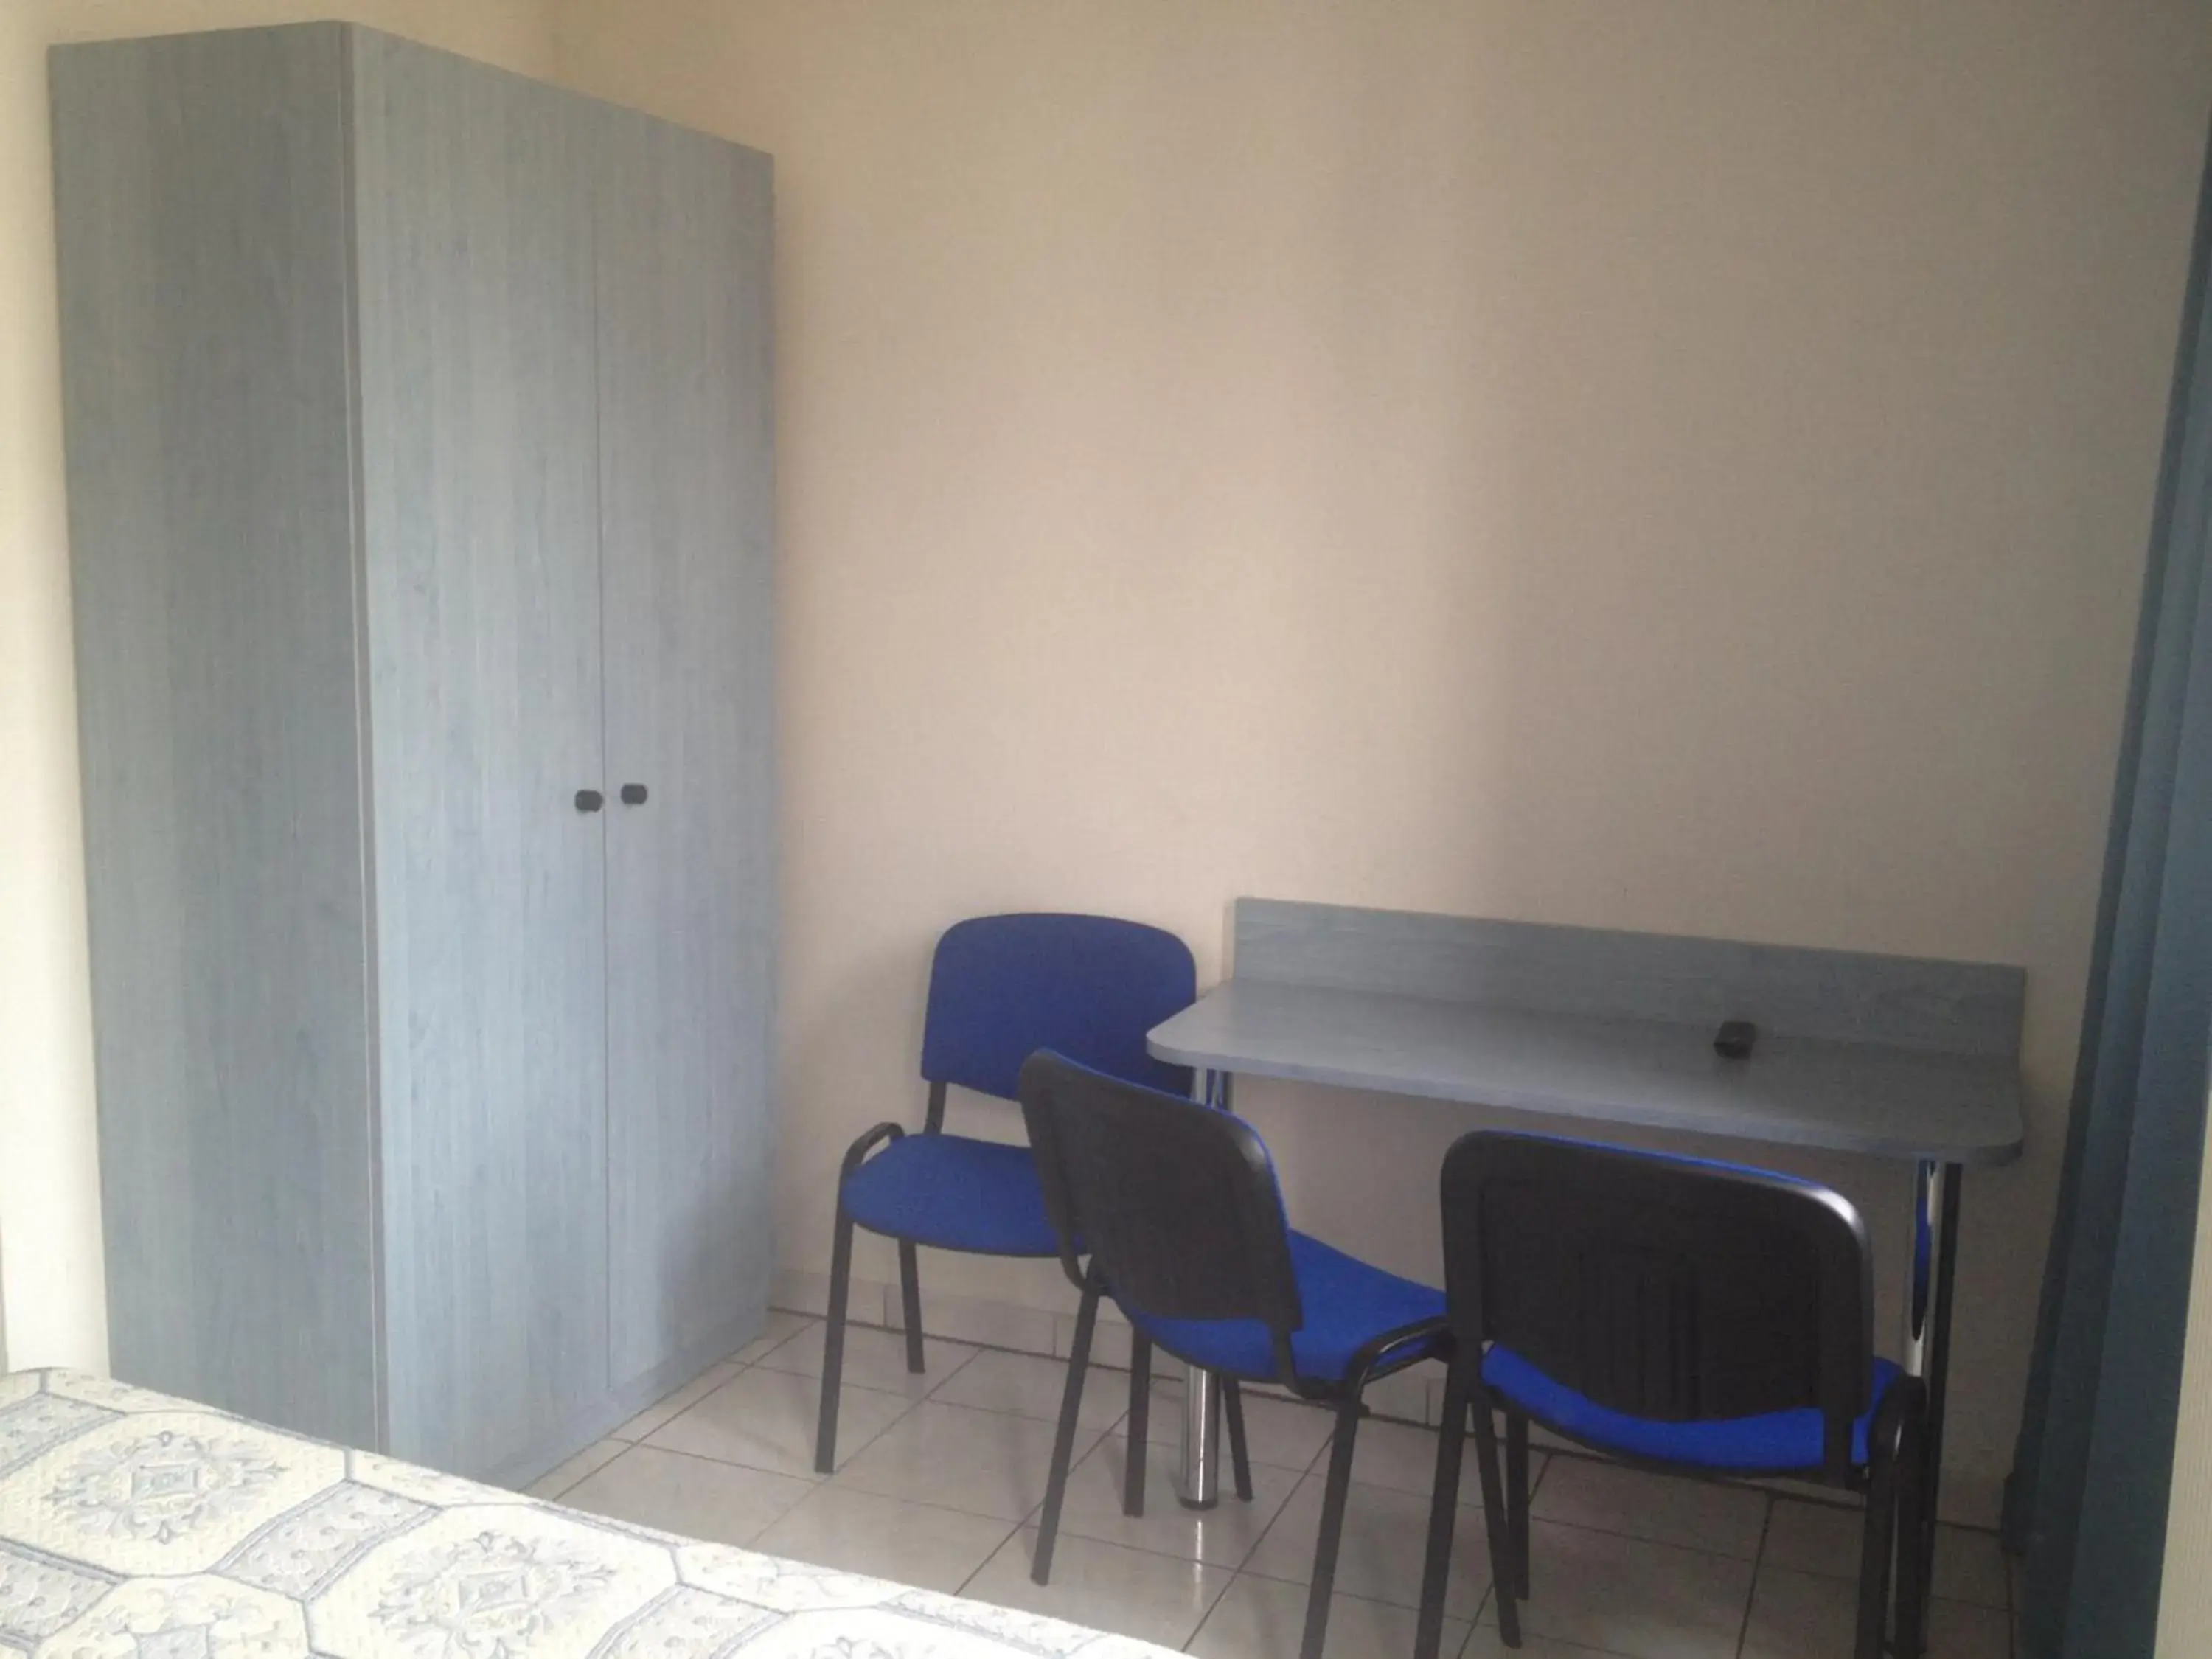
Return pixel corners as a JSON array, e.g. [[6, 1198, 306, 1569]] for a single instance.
[[1232, 899, 2025, 1060]]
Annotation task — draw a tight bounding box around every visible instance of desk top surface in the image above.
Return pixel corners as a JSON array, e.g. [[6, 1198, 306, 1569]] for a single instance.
[[1147, 978, 2025, 1166]]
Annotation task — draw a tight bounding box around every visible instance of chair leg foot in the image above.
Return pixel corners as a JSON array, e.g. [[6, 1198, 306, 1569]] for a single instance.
[[1856, 1427, 1902, 1659], [1034, 1275, 1099, 1585], [1472, 1398, 1520, 1648], [1893, 1398, 1930, 1659], [815, 1211, 856, 1475], [1415, 1362, 1473, 1659], [1223, 1377, 1255, 1502], [1506, 1408, 1531, 1599], [1301, 1395, 1366, 1659], [1124, 1336, 1151, 1517], [897, 1240, 925, 1374]]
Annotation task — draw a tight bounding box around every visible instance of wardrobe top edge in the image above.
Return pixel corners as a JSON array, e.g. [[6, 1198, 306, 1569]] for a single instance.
[[47, 22, 773, 170]]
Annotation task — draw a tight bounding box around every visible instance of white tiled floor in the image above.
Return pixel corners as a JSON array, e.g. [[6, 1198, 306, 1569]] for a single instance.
[[528, 1312, 2018, 1658]]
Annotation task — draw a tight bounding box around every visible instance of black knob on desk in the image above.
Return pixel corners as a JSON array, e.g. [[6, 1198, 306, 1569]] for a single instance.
[[575, 788, 605, 813], [620, 783, 648, 805]]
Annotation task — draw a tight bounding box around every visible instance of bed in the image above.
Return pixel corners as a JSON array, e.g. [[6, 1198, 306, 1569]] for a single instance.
[[0, 1370, 1172, 1659]]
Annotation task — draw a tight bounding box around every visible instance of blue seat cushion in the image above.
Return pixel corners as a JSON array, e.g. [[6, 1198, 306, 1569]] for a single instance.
[[840, 1133, 1060, 1256], [1124, 1233, 1444, 1386], [1482, 1345, 1906, 1472]]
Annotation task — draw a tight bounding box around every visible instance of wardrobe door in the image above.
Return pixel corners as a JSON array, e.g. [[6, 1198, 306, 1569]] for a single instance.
[[597, 107, 777, 1388], [351, 31, 611, 1477]]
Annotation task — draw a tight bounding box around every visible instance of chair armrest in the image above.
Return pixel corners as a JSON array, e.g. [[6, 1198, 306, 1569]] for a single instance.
[[1342, 1315, 1452, 1393], [838, 1121, 907, 1185]]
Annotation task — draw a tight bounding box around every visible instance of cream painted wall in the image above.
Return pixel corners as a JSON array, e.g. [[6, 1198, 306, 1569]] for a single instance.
[[0, 0, 558, 1371], [551, 0, 2212, 1517]]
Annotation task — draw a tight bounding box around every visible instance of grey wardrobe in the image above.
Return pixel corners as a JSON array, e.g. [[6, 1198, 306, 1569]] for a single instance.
[[50, 24, 776, 1485]]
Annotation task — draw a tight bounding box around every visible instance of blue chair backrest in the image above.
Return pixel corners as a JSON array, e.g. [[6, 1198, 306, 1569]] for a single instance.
[[920, 914, 1196, 1102]]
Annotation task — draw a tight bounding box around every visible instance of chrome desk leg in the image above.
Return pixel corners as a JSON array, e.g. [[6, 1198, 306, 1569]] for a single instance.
[[1900, 1160, 1962, 1659], [1176, 1067, 1222, 1509]]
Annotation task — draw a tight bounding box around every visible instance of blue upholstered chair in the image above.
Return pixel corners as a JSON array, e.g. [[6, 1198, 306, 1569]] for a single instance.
[[1018, 1051, 1446, 1659], [1416, 1133, 1927, 1659], [812, 913, 1196, 1472]]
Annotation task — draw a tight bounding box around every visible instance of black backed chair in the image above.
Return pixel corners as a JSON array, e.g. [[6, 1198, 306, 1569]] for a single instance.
[[814, 913, 1195, 1472], [1018, 1051, 1446, 1659], [1416, 1132, 1927, 1659]]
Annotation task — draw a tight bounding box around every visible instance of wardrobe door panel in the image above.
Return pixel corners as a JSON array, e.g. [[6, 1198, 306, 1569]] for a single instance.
[[351, 31, 610, 1477], [597, 109, 776, 1386], [50, 24, 378, 1447]]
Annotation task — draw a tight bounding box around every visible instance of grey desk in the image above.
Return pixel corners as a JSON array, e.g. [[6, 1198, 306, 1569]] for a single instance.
[[1144, 899, 2025, 1614]]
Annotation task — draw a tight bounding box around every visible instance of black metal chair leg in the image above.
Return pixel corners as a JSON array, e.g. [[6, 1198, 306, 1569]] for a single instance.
[[897, 1239, 925, 1373], [1470, 1388, 1520, 1647], [1124, 1334, 1151, 1516], [1416, 1358, 1475, 1659], [1506, 1408, 1531, 1599], [1855, 1424, 1902, 1659], [1033, 1273, 1100, 1583], [1893, 1387, 1930, 1659], [814, 1208, 857, 1474], [1301, 1393, 1366, 1659], [1222, 1377, 1256, 1502]]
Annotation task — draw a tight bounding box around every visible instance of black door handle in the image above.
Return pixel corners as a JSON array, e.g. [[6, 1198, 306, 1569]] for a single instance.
[[620, 783, 648, 806], [574, 789, 604, 813]]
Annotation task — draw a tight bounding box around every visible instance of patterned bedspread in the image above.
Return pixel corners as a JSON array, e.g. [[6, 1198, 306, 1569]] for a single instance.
[[0, 1370, 1170, 1659]]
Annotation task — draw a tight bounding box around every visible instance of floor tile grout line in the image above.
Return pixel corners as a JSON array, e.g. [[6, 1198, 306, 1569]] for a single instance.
[[1232, 1489, 1781, 1622], [910, 1342, 984, 1404], [574, 1435, 826, 1492], [989, 1439, 1315, 1582], [952, 1517, 1028, 1601], [743, 1470, 819, 1548], [922, 1363, 1334, 1476], [776, 1306, 1444, 1423], [1180, 1557, 1242, 1652], [1188, 1572, 1495, 1659], [779, 1311, 2011, 1543], [803, 1467, 1083, 1534], [639, 1374, 924, 1483], [1467, 1577, 1496, 1656], [1735, 1494, 1775, 1659], [919, 1347, 1158, 1462], [613, 1383, 1829, 1583], [616, 1329, 816, 1446], [832, 1413, 1114, 1529], [740, 1312, 818, 1366], [953, 1513, 1236, 1650], [622, 1312, 1919, 1640], [857, 1387, 1323, 1503], [535, 1442, 622, 1503], [566, 1434, 1042, 1570], [575, 1395, 1811, 1653], [1211, 1426, 1335, 1587], [1178, 1582, 1225, 1655], [548, 1438, 646, 1504], [1519, 1506, 1773, 1570]]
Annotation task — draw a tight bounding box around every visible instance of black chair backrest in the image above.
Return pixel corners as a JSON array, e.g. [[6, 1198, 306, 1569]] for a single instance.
[[1019, 1051, 1303, 1366], [1440, 1131, 1873, 1476]]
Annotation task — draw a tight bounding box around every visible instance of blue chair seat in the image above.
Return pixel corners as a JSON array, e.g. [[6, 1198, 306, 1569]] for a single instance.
[[841, 1133, 1060, 1256], [1482, 1345, 1907, 1472], [1126, 1232, 1444, 1385]]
